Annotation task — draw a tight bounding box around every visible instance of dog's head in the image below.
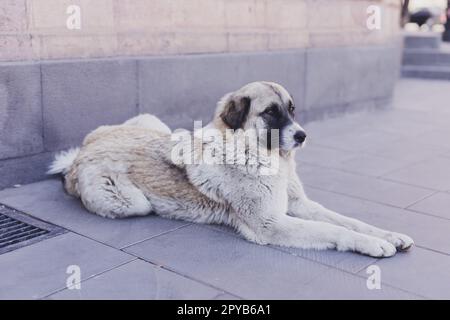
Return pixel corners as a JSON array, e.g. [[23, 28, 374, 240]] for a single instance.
[[214, 81, 306, 152]]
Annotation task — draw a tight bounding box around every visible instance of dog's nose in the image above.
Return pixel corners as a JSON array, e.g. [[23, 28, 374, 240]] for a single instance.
[[294, 131, 307, 144]]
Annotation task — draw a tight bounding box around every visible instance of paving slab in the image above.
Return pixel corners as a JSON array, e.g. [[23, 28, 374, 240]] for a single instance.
[[410, 129, 450, 150], [408, 192, 450, 220], [0, 232, 134, 299], [394, 79, 450, 114], [316, 129, 405, 153], [305, 186, 450, 255], [310, 118, 447, 164], [214, 293, 241, 300], [274, 246, 377, 274], [366, 137, 446, 164], [203, 223, 377, 274], [357, 247, 450, 299], [125, 224, 333, 299], [376, 117, 438, 136], [298, 147, 407, 177], [48, 259, 224, 300], [299, 164, 434, 208], [335, 155, 407, 177], [302, 110, 406, 141], [0, 179, 190, 249], [382, 157, 450, 191], [297, 144, 356, 168], [301, 267, 422, 300], [370, 106, 450, 129], [322, 104, 445, 140], [302, 112, 370, 139]]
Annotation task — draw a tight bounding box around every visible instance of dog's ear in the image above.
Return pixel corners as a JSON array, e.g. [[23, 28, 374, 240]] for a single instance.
[[220, 96, 251, 130]]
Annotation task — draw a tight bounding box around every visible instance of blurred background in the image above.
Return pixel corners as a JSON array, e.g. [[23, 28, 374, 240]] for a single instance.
[[402, 0, 448, 33]]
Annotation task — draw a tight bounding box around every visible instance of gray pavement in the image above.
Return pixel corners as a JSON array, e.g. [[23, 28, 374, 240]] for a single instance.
[[1, 78, 450, 299]]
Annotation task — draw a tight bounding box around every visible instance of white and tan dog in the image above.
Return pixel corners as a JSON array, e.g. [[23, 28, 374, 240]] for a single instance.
[[48, 81, 413, 257]]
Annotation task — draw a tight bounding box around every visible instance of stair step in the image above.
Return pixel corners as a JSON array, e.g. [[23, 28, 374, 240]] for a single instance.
[[402, 65, 450, 80], [404, 32, 442, 49], [403, 49, 450, 66]]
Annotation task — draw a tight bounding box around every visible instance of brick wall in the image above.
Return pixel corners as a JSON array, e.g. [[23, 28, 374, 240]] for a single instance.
[[0, 0, 401, 61]]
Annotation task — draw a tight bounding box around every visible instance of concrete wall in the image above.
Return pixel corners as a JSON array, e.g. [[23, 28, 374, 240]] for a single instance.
[[1, 0, 400, 61], [0, 0, 403, 189]]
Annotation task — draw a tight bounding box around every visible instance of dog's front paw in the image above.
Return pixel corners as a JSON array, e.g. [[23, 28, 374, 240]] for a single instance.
[[357, 237, 397, 258], [384, 232, 414, 251]]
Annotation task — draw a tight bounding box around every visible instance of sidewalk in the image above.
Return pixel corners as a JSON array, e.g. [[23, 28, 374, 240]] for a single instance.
[[1, 78, 450, 299]]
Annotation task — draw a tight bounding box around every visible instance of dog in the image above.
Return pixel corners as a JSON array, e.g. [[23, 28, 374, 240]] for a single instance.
[[48, 81, 414, 257]]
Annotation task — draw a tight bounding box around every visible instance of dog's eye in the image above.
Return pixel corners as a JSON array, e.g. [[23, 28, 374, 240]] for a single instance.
[[264, 105, 279, 117]]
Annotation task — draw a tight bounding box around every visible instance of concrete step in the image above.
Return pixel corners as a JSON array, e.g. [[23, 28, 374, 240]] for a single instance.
[[403, 49, 450, 66], [402, 65, 450, 80], [404, 32, 442, 49]]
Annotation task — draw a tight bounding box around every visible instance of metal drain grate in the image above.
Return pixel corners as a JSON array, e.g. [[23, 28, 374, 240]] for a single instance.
[[0, 204, 65, 255]]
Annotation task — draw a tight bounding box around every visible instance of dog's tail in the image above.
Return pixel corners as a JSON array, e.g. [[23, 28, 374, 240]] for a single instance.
[[47, 147, 80, 175]]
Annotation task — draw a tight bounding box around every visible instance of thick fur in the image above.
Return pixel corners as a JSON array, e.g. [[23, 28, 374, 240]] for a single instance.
[[49, 82, 414, 257]]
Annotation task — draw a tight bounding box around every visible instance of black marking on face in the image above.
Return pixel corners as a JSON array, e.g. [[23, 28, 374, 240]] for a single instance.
[[287, 100, 296, 117], [220, 96, 251, 130], [263, 82, 296, 118], [260, 102, 294, 149]]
